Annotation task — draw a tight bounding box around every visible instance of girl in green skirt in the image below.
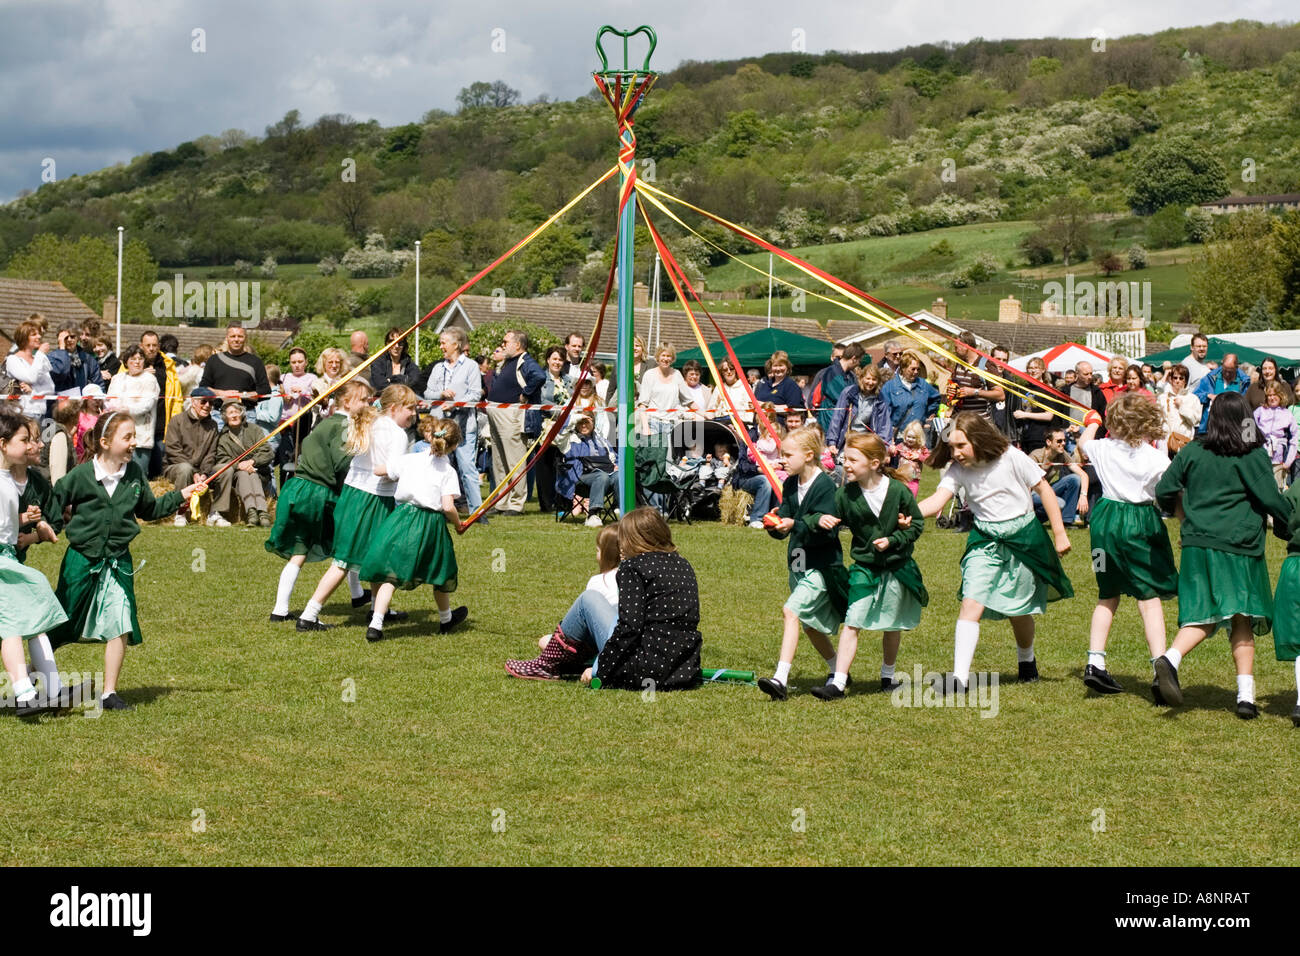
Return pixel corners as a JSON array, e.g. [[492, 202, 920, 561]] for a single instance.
[[50, 411, 207, 711], [0, 411, 70, 716], [358, 417, 467, 641], [1075, 394, 1179, 698], [815, 431, 927, 700], [265, 378, 373, 622], [1154, 391, 1292, 719], [919, 411, 1074, 695], [297, 384, 416, 631], [1272, 478, 1300, 725], [756, 426, 848, 701]]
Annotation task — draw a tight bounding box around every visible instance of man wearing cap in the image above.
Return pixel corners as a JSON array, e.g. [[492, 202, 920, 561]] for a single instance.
[[48, 323, 104, 397], [163, 388, 231, 527]]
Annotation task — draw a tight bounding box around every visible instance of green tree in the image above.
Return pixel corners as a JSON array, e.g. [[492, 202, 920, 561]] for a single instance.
[[1273, 211, 1300, 316], [1036, 195, 1092, 266], [1145, 203, 1187, 249], [1127, 138, 1229, 215], [1188, 211, 1281, 333], [1241, 294, 1275, 332], [6, 233, 158, 320], [519, 227, 587, 294], [467, 320, 561, 363]]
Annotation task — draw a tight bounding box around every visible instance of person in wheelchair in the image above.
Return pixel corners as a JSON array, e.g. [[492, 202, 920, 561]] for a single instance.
[[558, 413, 616, 527]]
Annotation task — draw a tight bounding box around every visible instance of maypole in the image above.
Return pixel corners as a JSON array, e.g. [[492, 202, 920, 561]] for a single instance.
[[593, 25, 657, 514]]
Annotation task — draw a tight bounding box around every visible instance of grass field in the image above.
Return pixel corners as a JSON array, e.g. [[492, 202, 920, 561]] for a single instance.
[[5, 471, 1299, 866]]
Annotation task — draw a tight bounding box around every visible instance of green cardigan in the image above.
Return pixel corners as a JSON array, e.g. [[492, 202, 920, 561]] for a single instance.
[[766, 471, 844, 583], [1282, 480, 1300, 554], [16, 468, 57, 564], [296, 412, 353, 493], [54, 460, 184, 559], [834, 476, 924, 570], [1154, 442, 1291, 556]]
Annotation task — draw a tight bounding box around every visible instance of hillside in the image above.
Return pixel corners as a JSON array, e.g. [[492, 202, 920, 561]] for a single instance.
[[2, 19, 1298, 333]]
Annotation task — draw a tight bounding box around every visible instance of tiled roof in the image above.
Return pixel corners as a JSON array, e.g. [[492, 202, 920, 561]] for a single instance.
[[448, 294, 833, 354], [0, 278, 99, 334]]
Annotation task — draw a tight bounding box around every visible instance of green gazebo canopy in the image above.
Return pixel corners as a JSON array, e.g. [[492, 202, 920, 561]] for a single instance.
[[675, 328, 833, 374], [1144, 336, 1300, 369]]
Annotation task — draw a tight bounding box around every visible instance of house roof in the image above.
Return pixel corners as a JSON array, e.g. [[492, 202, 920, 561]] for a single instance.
[[1200, 193, 1300, 206], [438, 294, 833, 356], [113, 323, 295, 358], [0, 278, 99, 334]]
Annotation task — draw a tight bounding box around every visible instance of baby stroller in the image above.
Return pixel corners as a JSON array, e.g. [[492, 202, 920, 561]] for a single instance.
[[636, 441, 704, 523], [934, 483, 972, 531]]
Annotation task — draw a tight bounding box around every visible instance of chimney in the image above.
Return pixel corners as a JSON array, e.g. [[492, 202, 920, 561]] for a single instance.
[[998, 296, 1022, 323], [931, 297, 947, 319], [634, 282, 649, 310], [1040, 298, 1059, 318], [102, 296, 116, 327]]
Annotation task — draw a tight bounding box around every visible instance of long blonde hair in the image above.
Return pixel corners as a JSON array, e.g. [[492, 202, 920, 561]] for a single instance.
[[344, 384, 416, 455]]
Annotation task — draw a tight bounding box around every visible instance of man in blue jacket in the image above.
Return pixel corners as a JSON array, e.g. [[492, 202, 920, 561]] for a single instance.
[[48, 323, 104, 397], [879, 349, 939, 442], [1192, 352, 1248, 434], [486, 329, 545, 515]]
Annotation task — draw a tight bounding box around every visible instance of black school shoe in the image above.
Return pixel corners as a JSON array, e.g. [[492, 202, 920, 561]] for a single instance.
[[810, 681, 845, 701], [1153, 656, 1182, 706], [1018, 659, 1040, 683], [296, 618, 332, 632], [269, 612, 295, 623], [757, 677, 788, 701], [15, 696, 54, 719], [930, 672, 968, 696], [1291, 704, 1300, 727], [384, 609, 409, 623], [880, 676, 902, 692], [1083, 664, 1123, 694], [365, 627, 384, 643], [1151, 680, 1166, 706], [440, 606, 469, 633], [1235, 700, 1259, 720], [99, 693, 134, 712], [351, 590, 372, 609]]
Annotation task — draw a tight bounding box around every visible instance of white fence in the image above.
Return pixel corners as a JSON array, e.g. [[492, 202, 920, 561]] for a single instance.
[[1087, 329, 1146, 360]]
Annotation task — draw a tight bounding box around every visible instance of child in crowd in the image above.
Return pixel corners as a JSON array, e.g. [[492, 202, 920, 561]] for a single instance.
[[43, 398, 80, 484], [505, 509, 702, 690], [75, 385, 106, 461], [918, 411, 1074, 694], [756, 427, 848, 701], [892, 420, 929, 497], [214, 400, 274, 527], [297, 384, 416, 631], [266, 379, 373, 622], [50, 411, 207, 710], [745, 402, 787, 528], [279, 348, 319, 480], [1254, 382, 1296, 490], [0, 411, 70, 716], [1075, 394, 1178, 697], [1153, 391, 1292, 719], [815, 432, 927, 699], [358, 417, 468, 641]]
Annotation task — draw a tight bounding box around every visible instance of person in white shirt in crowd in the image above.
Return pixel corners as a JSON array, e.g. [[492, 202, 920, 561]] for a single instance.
[[6, 319, 56, 422], [1181, 333, 1212, 389], [105, 345, 161, 475]]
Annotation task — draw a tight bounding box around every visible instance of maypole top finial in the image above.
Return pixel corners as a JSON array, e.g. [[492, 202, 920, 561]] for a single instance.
[[595, 25, 657, 78]]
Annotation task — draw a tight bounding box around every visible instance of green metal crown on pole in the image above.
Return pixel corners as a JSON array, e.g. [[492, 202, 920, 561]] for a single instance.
[[593, 25, 657, 515]]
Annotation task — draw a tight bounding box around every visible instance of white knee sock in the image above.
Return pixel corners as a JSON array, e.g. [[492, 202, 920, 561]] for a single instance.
[[774, 661, 792, 685], [881, 662, 896, 680], [953, 620, 979, 685], [273, 563, 300, 617], [1016, 643, 1035, 663], [1237, 674, 1255, 704], [831, 671, 848, 690], [369, 611, 385, 631], [1087, 651, 1106, 670], [347, 570, 365, 601], [27, 634, 62, 697], [1165, 647, 1183, 670], [301, 599, 323, 623], [12, 676, 35, 702]]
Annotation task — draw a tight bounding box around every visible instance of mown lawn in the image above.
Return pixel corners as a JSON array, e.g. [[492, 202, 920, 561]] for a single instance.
[[4, 474, 1299, 865]]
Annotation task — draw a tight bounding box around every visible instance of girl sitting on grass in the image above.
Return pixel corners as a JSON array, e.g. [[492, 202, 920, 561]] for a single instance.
[[1152, 391, 1292, 719], [918, 411, 1073, 695]]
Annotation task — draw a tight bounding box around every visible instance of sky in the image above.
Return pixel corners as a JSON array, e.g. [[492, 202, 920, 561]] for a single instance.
[[0, 0, 1293, 202]]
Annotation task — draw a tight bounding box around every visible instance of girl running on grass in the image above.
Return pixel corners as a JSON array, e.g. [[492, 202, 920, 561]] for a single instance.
[[918, 411, 1073, 695], [265, 379, 373, 622], [0, 411, 69, 717], [297, 384, 416, 632], [1152, 391, 1292, 719], [756, 426, 848, 701], [357, 416, 468, 641], [1074, 394, 1178, 698], [813, 432, 927, 700], [49, 411, 207, 711]]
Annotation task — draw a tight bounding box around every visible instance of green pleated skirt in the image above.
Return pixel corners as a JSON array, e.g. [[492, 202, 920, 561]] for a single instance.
[[959, 512, 1073, 621], [49, 547, 143, 647], [331, 485, 395, 572], [785, 569, 844, 635], [1177, 546, 1272, 636], [1089, 498, 1179, 600], [0, 544, 68, 639], [264, 476, 336, 563], [1273, 555, 1300, 659], [358, 502, 458, 592]]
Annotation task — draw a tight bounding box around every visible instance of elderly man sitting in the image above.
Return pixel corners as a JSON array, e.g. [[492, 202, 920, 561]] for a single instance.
[[164, 387, 232, 527]]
